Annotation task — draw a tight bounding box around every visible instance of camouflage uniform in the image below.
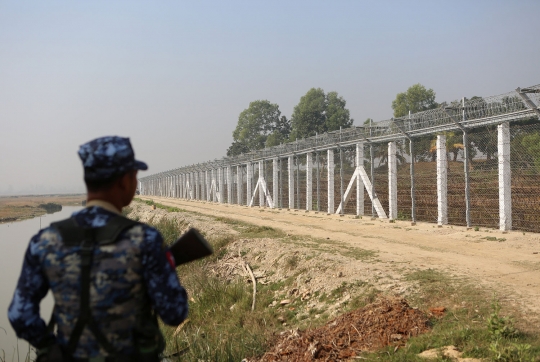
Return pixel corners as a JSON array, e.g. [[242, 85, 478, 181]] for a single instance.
[[8, 136, 188, 358]]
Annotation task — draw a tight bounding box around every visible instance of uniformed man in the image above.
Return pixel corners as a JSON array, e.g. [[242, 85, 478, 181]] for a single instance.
[[8, 136, 188, 361]]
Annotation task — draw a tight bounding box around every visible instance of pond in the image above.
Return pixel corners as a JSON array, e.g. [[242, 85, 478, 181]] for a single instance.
[[0, 206, 82, 360]]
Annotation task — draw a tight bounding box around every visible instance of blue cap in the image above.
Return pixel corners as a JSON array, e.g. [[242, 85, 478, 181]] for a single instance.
[[78, 136, 148, 181]]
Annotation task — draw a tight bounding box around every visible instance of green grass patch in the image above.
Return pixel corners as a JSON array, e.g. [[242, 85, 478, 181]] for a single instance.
[[483, 236, 507, 242], [144, 211, 281, 361], [133, 197, 189, 213]]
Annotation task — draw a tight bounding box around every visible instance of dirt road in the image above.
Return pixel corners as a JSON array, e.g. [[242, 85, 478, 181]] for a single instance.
[[140, 196, 540, 325]]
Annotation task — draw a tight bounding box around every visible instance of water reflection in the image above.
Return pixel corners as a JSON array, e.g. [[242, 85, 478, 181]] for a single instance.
[[0, 206, 81, 361]]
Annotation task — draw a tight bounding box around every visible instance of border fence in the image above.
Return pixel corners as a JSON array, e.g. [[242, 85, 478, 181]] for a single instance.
[[139, 85, 540, 233]]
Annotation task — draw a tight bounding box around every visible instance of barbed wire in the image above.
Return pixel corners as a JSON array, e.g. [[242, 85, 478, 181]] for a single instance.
[[140, 84, 540, 180]]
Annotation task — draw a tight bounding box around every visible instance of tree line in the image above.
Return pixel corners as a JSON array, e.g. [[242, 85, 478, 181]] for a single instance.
[[227, 84, 438, 157], [227, 88, 353, 156], [227, 84, 540, 172]]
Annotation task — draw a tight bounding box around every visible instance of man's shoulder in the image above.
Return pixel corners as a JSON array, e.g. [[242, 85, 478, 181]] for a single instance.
[[123, 220, 162, 244]]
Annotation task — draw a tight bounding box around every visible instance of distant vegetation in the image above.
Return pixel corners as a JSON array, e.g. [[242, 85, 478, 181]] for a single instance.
[[227, 88, 353, 156], [38, 203, 62, 214]]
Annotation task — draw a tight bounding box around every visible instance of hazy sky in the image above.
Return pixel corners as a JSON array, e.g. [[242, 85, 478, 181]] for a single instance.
[[1, 1, 539, 195]]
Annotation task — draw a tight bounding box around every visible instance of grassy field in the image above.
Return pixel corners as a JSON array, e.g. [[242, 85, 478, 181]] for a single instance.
[[126, 200, 540, 362], [0, 194, 84, 223]]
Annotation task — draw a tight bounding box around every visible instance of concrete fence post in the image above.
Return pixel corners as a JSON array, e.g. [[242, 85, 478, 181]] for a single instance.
[[272, 158, 278, 209], [388, 141, 397, 220], [327, 149, 334, 214], [246, 162, 252, 206], [212, 168, 216, 202], [199, 171, 203, 200], [237, 165, 242, 205], [498, 122, 512, 231], [179, 174, 183, 199], [288, 156, 294, 209], [259, 161, 265, 207], [226, 166, 232, 204], [186, 174, 190, 199], [218, 167, 224, 203], [356, 143, 364, 216], [437, 135, 448, 226], [194, 173, 198, 200], [206, 170, 211, 201], [306, 152, 312, 211]]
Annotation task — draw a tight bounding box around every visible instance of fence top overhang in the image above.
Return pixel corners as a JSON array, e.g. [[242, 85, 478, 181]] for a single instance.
[[139, 84, 540, 181]]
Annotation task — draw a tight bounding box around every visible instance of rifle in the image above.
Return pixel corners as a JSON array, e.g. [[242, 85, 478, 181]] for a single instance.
[[169, 228, 213, 266]]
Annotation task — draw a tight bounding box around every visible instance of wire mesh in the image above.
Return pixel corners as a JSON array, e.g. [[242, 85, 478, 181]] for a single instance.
[[468, 126, 499, 228], [510, 122, 540, 232], [317, 151, 329, 213], [411, 135, 438, 224], [396, 139, 412, 221], [341, 145, 358, 215], [446, 131, 467, 226], [371, 143, 389, 217], [139, 85, 540, 233], [363, 144, 374, 217]]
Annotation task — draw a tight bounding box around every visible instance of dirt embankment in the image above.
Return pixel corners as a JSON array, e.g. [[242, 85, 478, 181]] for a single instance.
[[0, 194, 85, 223], [137, 196, 540, 329]]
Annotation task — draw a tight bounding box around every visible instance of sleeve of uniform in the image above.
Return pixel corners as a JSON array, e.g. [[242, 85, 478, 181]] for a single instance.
[[140, 227, 188, 326], [8, 232, 54, 347]]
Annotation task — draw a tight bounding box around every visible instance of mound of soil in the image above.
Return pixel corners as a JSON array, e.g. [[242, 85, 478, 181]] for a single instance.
[[256, 297, 430, 362]]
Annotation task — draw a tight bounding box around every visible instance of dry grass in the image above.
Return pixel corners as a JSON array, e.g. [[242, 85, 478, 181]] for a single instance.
[[0, 194, 84, 223], [125, 203, 540, 362]]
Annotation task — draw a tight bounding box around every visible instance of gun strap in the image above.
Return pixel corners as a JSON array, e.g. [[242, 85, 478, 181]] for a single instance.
[[50, 215, 138, 357]]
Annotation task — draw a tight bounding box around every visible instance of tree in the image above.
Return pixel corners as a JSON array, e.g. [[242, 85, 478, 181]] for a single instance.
[[392, 84, 438, 118], [289, 88, 353, 140], [392, 84, 438, 162], [227, 100, 290, 156], [265, 116, 291, 147]]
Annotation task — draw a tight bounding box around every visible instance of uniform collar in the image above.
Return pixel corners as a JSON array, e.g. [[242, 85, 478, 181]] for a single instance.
[[85, 200, 122, 215]]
